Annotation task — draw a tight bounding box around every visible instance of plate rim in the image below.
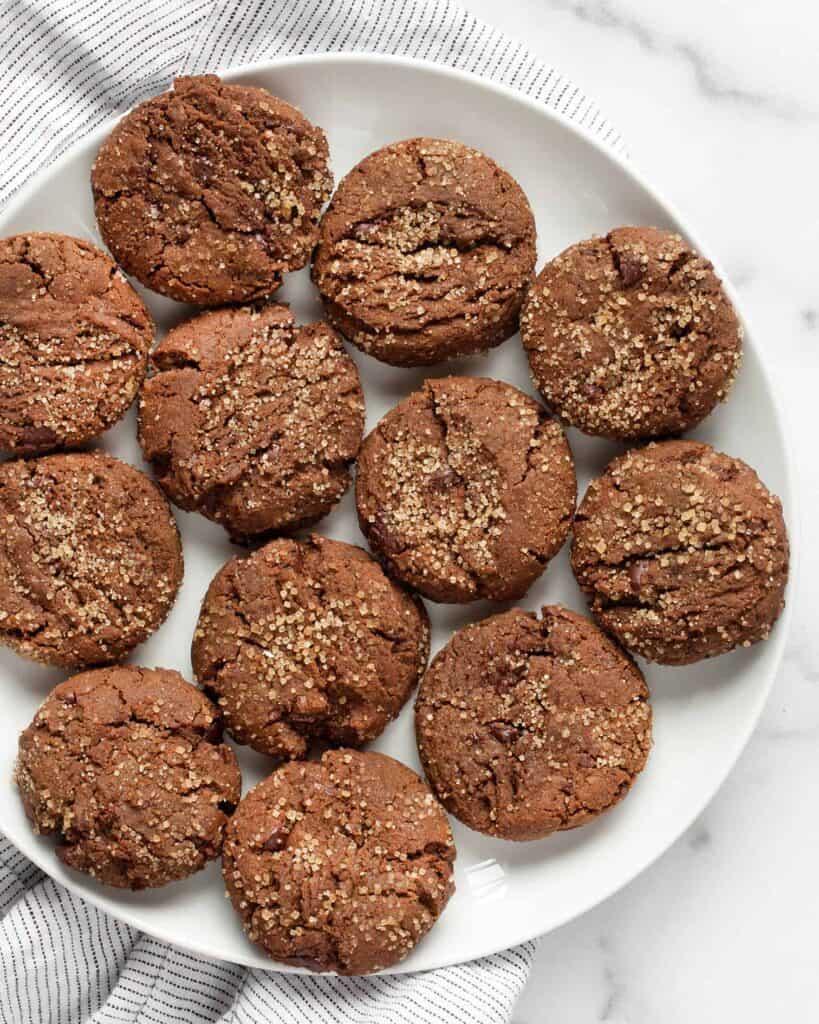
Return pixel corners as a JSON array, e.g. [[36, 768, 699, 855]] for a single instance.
[[0, 50, 799, 974]]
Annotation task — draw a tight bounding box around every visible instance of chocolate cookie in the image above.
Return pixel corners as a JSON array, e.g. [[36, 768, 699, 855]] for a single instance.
[[192, 534, 429, 760], [521, 227, 742, 440], [0, 452, 183, 667], [312, 137, 536, 366], [138, 303, 364, 541], [0, 232, 153, 454], [222, 749, 455, 973], [571, 440, 789, 664], [92, 75, 332, 305], [415, 605, 651, 841], [355, 377, 576, 603], [16, 666, 240, 889]]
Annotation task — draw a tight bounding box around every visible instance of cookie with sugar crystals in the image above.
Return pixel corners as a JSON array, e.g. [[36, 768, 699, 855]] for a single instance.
[[521, 226, 742, 440], [313, 137, 536, 366], [0, 232, 152, 454], [192, 534, 429, 760], [0, 452, 183, 667], [16, 666, 240, 889], [138, 303, 364, 541], [92, 74, 332, 305], [571, 440, 788, 663], [416, 605, 651, 840], [222, 749, 455, 973], [355, 376, 576, 603]]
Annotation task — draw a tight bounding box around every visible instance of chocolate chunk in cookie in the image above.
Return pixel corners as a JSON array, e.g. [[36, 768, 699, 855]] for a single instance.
[[521, 227, 742, 439], [192, 534, 429, 760], [138, 303, 364, 541], [571, 440, 789, 664], [0, 233, 153, 454], [92, 75, 332, 305], [16, 666, 241, 889], [415, 605, 651, 840], [222, 749, 455, 973], [313, 138, 536, 366], [0, 452, 183, 667], [355, 376, 576, 603]]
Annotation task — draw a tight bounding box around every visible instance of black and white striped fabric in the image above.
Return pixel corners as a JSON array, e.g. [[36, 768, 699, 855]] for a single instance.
[[0, 2, 621, 1021], [0, 0, 623, 208]]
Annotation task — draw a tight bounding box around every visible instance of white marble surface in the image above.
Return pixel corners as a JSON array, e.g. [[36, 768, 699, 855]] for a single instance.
[[454, 1, 819, 1020]]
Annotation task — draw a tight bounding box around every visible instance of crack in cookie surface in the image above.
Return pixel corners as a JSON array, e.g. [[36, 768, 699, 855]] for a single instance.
[[0, 233, 153, 454], [16, 666, 240, 889], [355, 376, 576, 603], [92, 75, 332, 305], [571, 440, 788, 664], [521, 226, 742, 440], [192, 535, 429, 760], [415, 605, 652, 840], [313, 138, 536, 366]]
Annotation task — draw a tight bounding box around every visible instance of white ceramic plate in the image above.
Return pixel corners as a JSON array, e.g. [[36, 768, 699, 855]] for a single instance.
[[0, 54, 795, 974]]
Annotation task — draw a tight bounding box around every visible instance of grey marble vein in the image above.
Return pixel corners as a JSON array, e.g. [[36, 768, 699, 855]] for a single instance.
[[547, 0, 818, 120], [598, 937, 627, 1021]]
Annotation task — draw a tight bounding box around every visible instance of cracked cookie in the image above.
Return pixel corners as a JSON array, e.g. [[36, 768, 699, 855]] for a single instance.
[[571, 440, 789, 664], [312, 137, 536, 366], [0, 232, 153, 454], [521, 226, 742, 440], [192, 534, 429, 760], [222, 748, 455, 973], [138, 303, 364, 541], [16, 666, 241, 889], [355, 376, 576, 603], [415, 605, 651, 840], [92, 74, 332, 305], [0, 452, 183, 667]]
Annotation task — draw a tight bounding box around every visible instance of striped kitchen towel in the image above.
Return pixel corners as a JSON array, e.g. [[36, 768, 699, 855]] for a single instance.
[[0, 1, 621, 1021]]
